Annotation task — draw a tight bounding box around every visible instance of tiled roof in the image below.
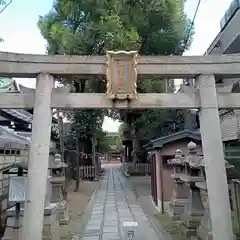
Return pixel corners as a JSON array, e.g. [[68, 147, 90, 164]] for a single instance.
[[0, 126, 30, 148], [145, 129, 201, 150], [0, 78, 57, 126]]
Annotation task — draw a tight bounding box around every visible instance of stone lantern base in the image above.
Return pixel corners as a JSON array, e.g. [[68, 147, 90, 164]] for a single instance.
[[180, 185, 204, 238], [181, 212, 204, 237], [57, 200, 70, 225], [169, 198, 188, 221], [3, 203, 59, 240], [49, 177, 70, 225]]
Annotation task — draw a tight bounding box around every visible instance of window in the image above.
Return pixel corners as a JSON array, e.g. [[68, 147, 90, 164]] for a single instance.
[[0, 149, 21, 155]]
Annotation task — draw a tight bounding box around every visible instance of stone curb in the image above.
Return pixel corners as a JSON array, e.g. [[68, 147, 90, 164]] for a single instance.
[[120, 166, 130, 177], [72, 180, 102, 240]]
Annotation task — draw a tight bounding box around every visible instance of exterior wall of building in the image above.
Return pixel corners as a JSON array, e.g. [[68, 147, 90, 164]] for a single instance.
[[159, 139, 202, 156], [220, 110, 239, 142], [159, 165, 174, 202], [207, 7, 240, 54]]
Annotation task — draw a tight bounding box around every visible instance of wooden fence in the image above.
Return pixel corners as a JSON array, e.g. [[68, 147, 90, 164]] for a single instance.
[[135, 163, 152, 175], [79, 165, 96, 180], [122, 162, 152, 175]]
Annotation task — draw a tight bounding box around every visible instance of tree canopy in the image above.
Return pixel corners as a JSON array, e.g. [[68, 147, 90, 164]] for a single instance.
[[39, 0, 194, 155]]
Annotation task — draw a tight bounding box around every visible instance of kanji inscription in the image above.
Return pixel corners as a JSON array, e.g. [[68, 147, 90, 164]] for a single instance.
[[105, 51, 138, 100]]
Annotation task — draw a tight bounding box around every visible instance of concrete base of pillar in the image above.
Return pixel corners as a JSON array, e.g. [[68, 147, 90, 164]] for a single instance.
[[169, 198, 188, 221], [57, 200, 70, 225], [3, 203, 60, 240]]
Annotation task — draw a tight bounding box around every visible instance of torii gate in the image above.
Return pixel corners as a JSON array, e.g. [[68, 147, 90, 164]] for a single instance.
[[1, 50, 240, 240]]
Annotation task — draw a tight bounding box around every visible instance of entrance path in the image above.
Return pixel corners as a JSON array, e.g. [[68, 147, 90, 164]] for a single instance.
[[81, 164, 166, 240]]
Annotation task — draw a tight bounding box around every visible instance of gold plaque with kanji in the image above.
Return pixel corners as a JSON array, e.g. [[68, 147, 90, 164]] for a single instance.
[[105, 51, 138, 100]]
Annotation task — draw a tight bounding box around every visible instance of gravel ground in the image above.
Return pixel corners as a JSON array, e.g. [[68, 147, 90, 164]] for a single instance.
[[59, 180, 99, 240]]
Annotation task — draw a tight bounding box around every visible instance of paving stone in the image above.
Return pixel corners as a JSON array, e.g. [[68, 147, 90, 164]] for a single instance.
[[72, 236, 81, 240], [83, 236, 99, 240], [102, 226, 119, 233], [101, 233, 120, 240], [90, 215, 102, 220], [81, 166, 163, 240], [104, 221, 118, 227], [83, 230, 100, 236]]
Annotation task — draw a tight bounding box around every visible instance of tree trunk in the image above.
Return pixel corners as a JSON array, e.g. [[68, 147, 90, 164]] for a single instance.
[[132, 126, 140, 165], [75, 133, 80, 192]]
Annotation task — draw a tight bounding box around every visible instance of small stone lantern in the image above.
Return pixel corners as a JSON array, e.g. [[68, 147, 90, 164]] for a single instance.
[[168, 149, 185, 175], [180, 141, 205, 238], [48, 153, 69, 225], [168, 149, 189, 221]]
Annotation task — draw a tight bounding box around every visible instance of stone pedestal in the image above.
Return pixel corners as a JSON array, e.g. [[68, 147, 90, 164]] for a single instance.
[[181, 184, 205, 237], [3, 203, 59, 240], [121, 221, 138, 240], [169, 176, 188, 221], [50, 177, 70, 225], [197, 200, 213, 240], [57, 200, 70, 225], [50, 177, 64, 203]]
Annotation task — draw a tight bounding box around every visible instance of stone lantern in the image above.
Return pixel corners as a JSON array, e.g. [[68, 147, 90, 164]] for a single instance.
[[180, 141, 205, 238], [48, 153, 69, 225], [168, 149, 189, 221]]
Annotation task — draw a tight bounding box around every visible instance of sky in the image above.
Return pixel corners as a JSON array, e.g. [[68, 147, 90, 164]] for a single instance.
[[0, 0, 233, 132]]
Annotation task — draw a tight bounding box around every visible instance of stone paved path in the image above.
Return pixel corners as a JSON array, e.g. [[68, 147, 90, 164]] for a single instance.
[[81, 164, 162, 240]]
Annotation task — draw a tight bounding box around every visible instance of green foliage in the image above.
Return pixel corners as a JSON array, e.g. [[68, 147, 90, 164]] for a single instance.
[[39, 0, 193, 55], [134, 109, 185, 141], [118, 122, 129, 136], [97, 132, 122, 153], [39, 0, 194, 150], [70, 109, 106, 139]]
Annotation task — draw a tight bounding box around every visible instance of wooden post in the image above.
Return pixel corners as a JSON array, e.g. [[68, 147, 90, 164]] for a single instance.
[[22, 73, 54, 240], [159, 155, 164, 214], [231, 180, 240, 235], [197, 74, 234, 240], [92, 136, 97, 177], [155, 151, 164, 213]]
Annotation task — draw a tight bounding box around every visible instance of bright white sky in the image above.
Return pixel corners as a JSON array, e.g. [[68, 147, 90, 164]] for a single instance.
[[0, 0, 233, 132]]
